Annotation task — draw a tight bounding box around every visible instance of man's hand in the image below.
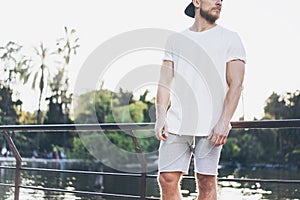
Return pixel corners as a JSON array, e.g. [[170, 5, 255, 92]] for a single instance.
[[208, 121, 232, 146], [208, 60, 244, 146], [154, 105, 168, 141], [155, 116, 169, 141], [155, 60, 173, 141]]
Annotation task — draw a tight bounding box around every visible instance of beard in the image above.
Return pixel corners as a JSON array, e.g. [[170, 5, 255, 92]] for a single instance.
[[200, 8, 219, 24]]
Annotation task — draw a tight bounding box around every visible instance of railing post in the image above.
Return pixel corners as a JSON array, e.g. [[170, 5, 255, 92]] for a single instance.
[[129, 130, 147, 200], [3, 131, 22, 200]]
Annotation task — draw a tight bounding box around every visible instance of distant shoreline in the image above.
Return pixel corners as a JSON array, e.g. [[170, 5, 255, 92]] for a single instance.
[[0, 157, 298, 171]]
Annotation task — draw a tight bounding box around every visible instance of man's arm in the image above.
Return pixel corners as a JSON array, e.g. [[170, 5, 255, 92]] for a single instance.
[[208, 60, 245, 146], [155, 60, 174, 141]]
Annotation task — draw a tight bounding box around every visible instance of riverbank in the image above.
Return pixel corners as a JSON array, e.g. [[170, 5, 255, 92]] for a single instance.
[[0, 157, 83, 165], [0, 156, 298, 172], [220, 161, 299, 171]]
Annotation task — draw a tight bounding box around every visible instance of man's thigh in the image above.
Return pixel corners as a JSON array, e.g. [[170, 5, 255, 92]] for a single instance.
[[194, 138, 222, 176], [158, 133, 193, 174]]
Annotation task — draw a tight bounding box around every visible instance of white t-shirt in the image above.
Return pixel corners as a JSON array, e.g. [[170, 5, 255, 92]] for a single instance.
[[162, 25, 246, 136]]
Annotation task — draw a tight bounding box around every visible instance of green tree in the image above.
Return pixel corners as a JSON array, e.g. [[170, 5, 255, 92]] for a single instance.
[[221, 136, 240, 162], [264, 92, 289, 119], [0, 41, 31, 125], [0, 41, 31, 88], [27, 27, 79, 152], [0, 86, 19, 125], [0, 41, 35, 157], [19, 111, 37, 125], [31, 42, 53, 124], [139, 90, 156, 122], [75, 86, 113, 124], [262, 91, 300, 164], [73, 87, 158, 159], [49, 27, 79, 123]]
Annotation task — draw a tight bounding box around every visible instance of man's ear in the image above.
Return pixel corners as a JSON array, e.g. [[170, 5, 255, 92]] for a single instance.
[[192, 0, 201, 8]]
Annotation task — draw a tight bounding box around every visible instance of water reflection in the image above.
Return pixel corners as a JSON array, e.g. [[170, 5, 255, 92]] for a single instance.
[[0, 160, 299, 199]]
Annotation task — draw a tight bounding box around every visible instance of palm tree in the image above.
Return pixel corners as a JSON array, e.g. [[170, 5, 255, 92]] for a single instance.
[[53, 27, 79, 119], [31, 42, 53, 124], [0, 41, 31, 89], [0, 41, 31, 125]]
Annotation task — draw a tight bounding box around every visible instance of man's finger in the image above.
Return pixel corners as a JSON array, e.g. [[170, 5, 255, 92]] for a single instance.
[[209, 133, 218, 144], [155, 128, 168, 141], [161, 132, 168, 141], [213, 136, 219, 146], [215, 134, 228, 146], [207, 131, 213, 140], [163, 124, 169, 137], [215, 135, 224, 146], [221, 136, 227, 145], [160, 132, 168, 141], [156, 132, 164, 141]]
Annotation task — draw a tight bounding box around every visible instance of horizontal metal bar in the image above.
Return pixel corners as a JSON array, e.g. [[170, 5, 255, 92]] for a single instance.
[[0, 166, 15, 170], [217, 178, 300, 184], [231, 119, 300, 129], [145, 197, 160, 200], [0, 183, 14, 187], [0, 120, 300, 133], [20, 167, 142, 177], [0, 123, 154, 132], [20, 185, 159, 200], [3, 165, 299, 185]]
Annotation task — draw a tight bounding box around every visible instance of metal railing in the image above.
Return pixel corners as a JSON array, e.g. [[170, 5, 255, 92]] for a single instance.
[[0, 120, 300, 200]]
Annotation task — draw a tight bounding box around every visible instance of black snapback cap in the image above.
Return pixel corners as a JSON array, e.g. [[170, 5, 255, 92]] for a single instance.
[[184, 2, 195, 18]]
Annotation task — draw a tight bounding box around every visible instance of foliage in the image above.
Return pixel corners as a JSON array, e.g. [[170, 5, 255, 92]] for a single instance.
[[221, 136, 240, 162], [0, 41, 31, 88], [263, 91, 300, 164], [18, 111, 37, 124], [72, 87, 158, 159], [31, 42, 54, 124], [222, 90, 300, 166], [0, 86, 19, 125], [285, 149, 300, 167], [48, 27, 79, 122], [67, 137, 94, 160]]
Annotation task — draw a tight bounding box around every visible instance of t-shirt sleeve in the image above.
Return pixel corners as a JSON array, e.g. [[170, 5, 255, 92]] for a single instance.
[[162, 36, 174, 61], [226, 33, 246, 63]]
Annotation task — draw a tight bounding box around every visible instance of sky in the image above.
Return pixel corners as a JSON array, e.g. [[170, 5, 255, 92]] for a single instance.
[[1, 0, 300, 121]]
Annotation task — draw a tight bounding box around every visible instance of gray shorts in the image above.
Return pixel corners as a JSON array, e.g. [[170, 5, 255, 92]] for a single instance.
[[158, 133, 222, 176]]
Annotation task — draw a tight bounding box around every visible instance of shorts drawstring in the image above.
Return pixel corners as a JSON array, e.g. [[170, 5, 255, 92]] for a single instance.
[[188, 136, 196, 154]]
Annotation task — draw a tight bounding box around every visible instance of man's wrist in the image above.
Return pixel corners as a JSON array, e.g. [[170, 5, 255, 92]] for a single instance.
[[217, 117, 231, 127], [155, 104, 167, 120]]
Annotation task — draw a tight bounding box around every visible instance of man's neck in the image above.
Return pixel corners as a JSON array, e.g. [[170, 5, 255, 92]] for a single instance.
[[189, 18, 217, 32]]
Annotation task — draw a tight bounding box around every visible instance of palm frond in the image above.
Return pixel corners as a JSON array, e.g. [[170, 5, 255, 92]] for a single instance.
[[32, 72, 38, 89]]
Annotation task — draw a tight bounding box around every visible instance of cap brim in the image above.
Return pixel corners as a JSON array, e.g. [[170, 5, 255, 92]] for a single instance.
[[184, 2, 195, 18]]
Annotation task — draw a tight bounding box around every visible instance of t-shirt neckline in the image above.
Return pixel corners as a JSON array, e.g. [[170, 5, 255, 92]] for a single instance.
[[187, 24, 219, 34]]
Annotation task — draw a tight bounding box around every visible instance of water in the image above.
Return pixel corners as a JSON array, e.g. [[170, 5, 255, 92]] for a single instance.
[[0, 160, 299, 200]]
